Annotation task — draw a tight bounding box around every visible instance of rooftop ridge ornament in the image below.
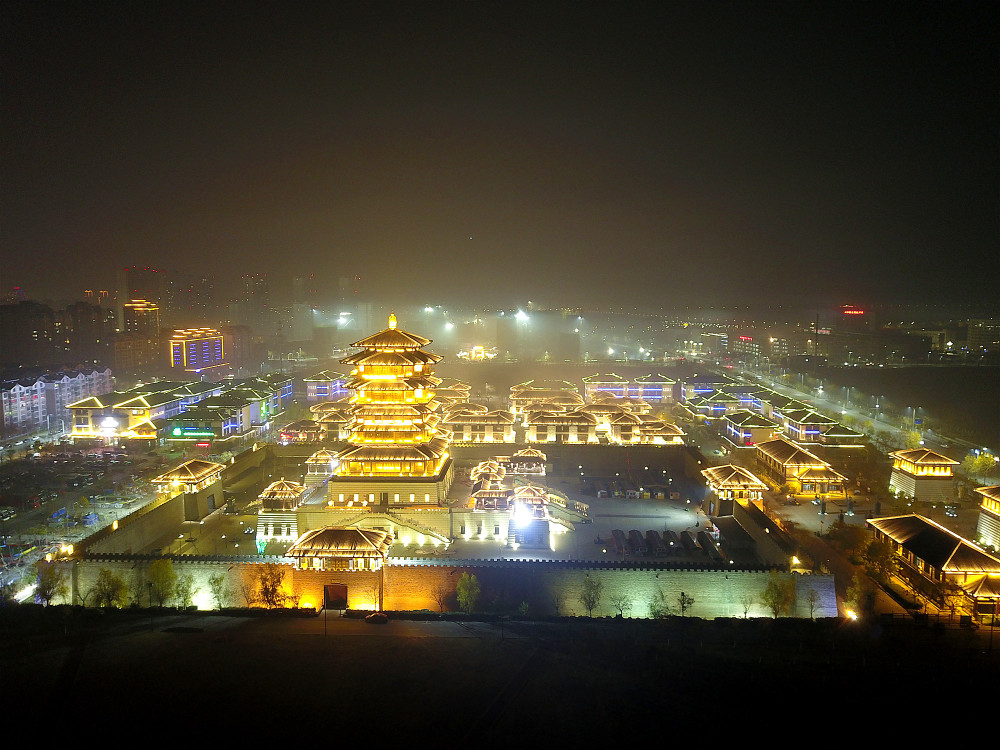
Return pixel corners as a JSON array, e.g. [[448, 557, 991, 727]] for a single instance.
[[388, 312, 397, 329]]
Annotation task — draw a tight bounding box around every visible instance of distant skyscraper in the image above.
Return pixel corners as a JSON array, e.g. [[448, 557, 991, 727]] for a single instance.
[[122, 299, 160, 337], [237, 274, 272, 335], [64, 301, 116, 365], [117, 266, 167, 327], [114, 300, 162, 375], [163, 272, 217, 328], [291, 274, 318, 343], [0, 300, 58, 366]]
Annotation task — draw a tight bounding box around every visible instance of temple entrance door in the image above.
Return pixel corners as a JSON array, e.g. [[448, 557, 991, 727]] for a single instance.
[[324, 584, 348, 610]]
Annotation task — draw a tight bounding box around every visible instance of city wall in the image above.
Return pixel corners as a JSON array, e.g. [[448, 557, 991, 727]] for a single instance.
[[57, 555, 837, 619]]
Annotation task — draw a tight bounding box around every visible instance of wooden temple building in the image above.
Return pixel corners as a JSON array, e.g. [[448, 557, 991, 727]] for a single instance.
[[326, 313, 455, 508]]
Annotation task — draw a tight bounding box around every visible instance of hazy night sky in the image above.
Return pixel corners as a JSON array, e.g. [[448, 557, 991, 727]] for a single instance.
[[3, 2, 996, 309]]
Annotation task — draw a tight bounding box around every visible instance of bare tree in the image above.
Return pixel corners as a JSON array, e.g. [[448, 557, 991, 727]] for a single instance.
[[804, 587, 821, 619], [551, 588, 567, 616], [677, 591, 695, 617], [238, 578, 257, 608], [578, 576, 603, 617], [609, 592, 631, 617], [738, 593, 755, 618], [432, 581, 450, 613]]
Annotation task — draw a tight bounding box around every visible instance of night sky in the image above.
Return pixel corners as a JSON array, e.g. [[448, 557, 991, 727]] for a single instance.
[[3, 2, 996, 309]]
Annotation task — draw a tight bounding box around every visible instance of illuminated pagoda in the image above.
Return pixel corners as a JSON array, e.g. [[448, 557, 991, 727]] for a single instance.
[[327, 314, 454, 508]]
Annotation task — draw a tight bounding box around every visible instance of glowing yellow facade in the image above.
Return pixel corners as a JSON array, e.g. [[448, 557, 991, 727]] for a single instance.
[[335, 314, 451, 479]]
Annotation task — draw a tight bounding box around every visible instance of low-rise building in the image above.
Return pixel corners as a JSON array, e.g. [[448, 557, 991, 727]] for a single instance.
[[523, 409, 598, 444], [304, 369, 349, 402], [444, 407, 515, 443], [975, 485, 1000, 552], [724, 410, 779, 447], [868, 514, 1000, 620], [754, 437, 847, 497], [701, 464, 768, 513], [888, 448, 959, 503]]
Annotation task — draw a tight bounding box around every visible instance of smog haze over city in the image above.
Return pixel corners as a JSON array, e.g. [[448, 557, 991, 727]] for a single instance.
[[5, 4, 1000, 730], [4, 2, 997, 309]]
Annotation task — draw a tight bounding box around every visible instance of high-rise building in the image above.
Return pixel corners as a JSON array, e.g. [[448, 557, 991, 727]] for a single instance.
[[163, 272, 216, 328], [63, 301, 116, 365], [113, 299, 162, 374], [122, 299, 160, 337], [0, 300, 59, 367], [117, 266, 166, 328], [236, 274, 272, 335]]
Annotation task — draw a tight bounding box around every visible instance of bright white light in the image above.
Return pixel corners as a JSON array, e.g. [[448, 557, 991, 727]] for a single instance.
[[608, 348, 614, 356], [445, 322, 454, 330], [424, 306, 434, 313], [515, 310, 528, 322], [513, 503, 534, 528]]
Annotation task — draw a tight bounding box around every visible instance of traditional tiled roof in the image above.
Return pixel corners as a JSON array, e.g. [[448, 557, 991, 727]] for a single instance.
[[350, 315, 431, 349], [783, 409, 838, 425], [821, 425, 866, 438], [888, 449, 959, 466], [286, 527, 393, 560], [67, 395, 108, 409], [152, 459, 224, 484], [304, 369, 348, 381], [633, 373, 674, 384], [259, 478, 305, 502], [755, 437, 826, 467], [511, 379, 579, 392], [524, 410, 598, 425], [701, 464, 768, 489], [306, 449, 338, 464], [578, 402, 624, 416], [341, 349, 442, 366], [582, 373, 628, 383], [796, 466, 847, 482], [867, 514, 1000, 575], [975, 485, 1000, 501], [963, 575, 1000, 600], [513, 447, 547, 459], [727, 410, 778, 428]]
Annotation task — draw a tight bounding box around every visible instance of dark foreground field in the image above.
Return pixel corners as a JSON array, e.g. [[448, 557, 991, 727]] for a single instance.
[[6, 606, 996, 741]]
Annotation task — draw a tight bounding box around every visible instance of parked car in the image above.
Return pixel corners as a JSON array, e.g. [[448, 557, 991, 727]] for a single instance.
[[365, 612, 388, 624]]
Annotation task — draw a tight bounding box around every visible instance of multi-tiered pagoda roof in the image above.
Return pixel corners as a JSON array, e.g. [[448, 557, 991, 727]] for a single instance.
[[336, 314, 451, 477]]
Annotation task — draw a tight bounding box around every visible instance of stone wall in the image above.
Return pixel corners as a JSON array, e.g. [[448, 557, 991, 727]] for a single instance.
[[82, 493, 189, 554], [58, 555, 837, 619]]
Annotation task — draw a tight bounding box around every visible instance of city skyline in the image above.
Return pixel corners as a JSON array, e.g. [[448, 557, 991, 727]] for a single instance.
[[3, 3, 997, 308]]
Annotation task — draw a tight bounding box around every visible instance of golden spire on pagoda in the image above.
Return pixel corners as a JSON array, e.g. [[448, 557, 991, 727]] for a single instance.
[[388, 313, 397, 329]]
